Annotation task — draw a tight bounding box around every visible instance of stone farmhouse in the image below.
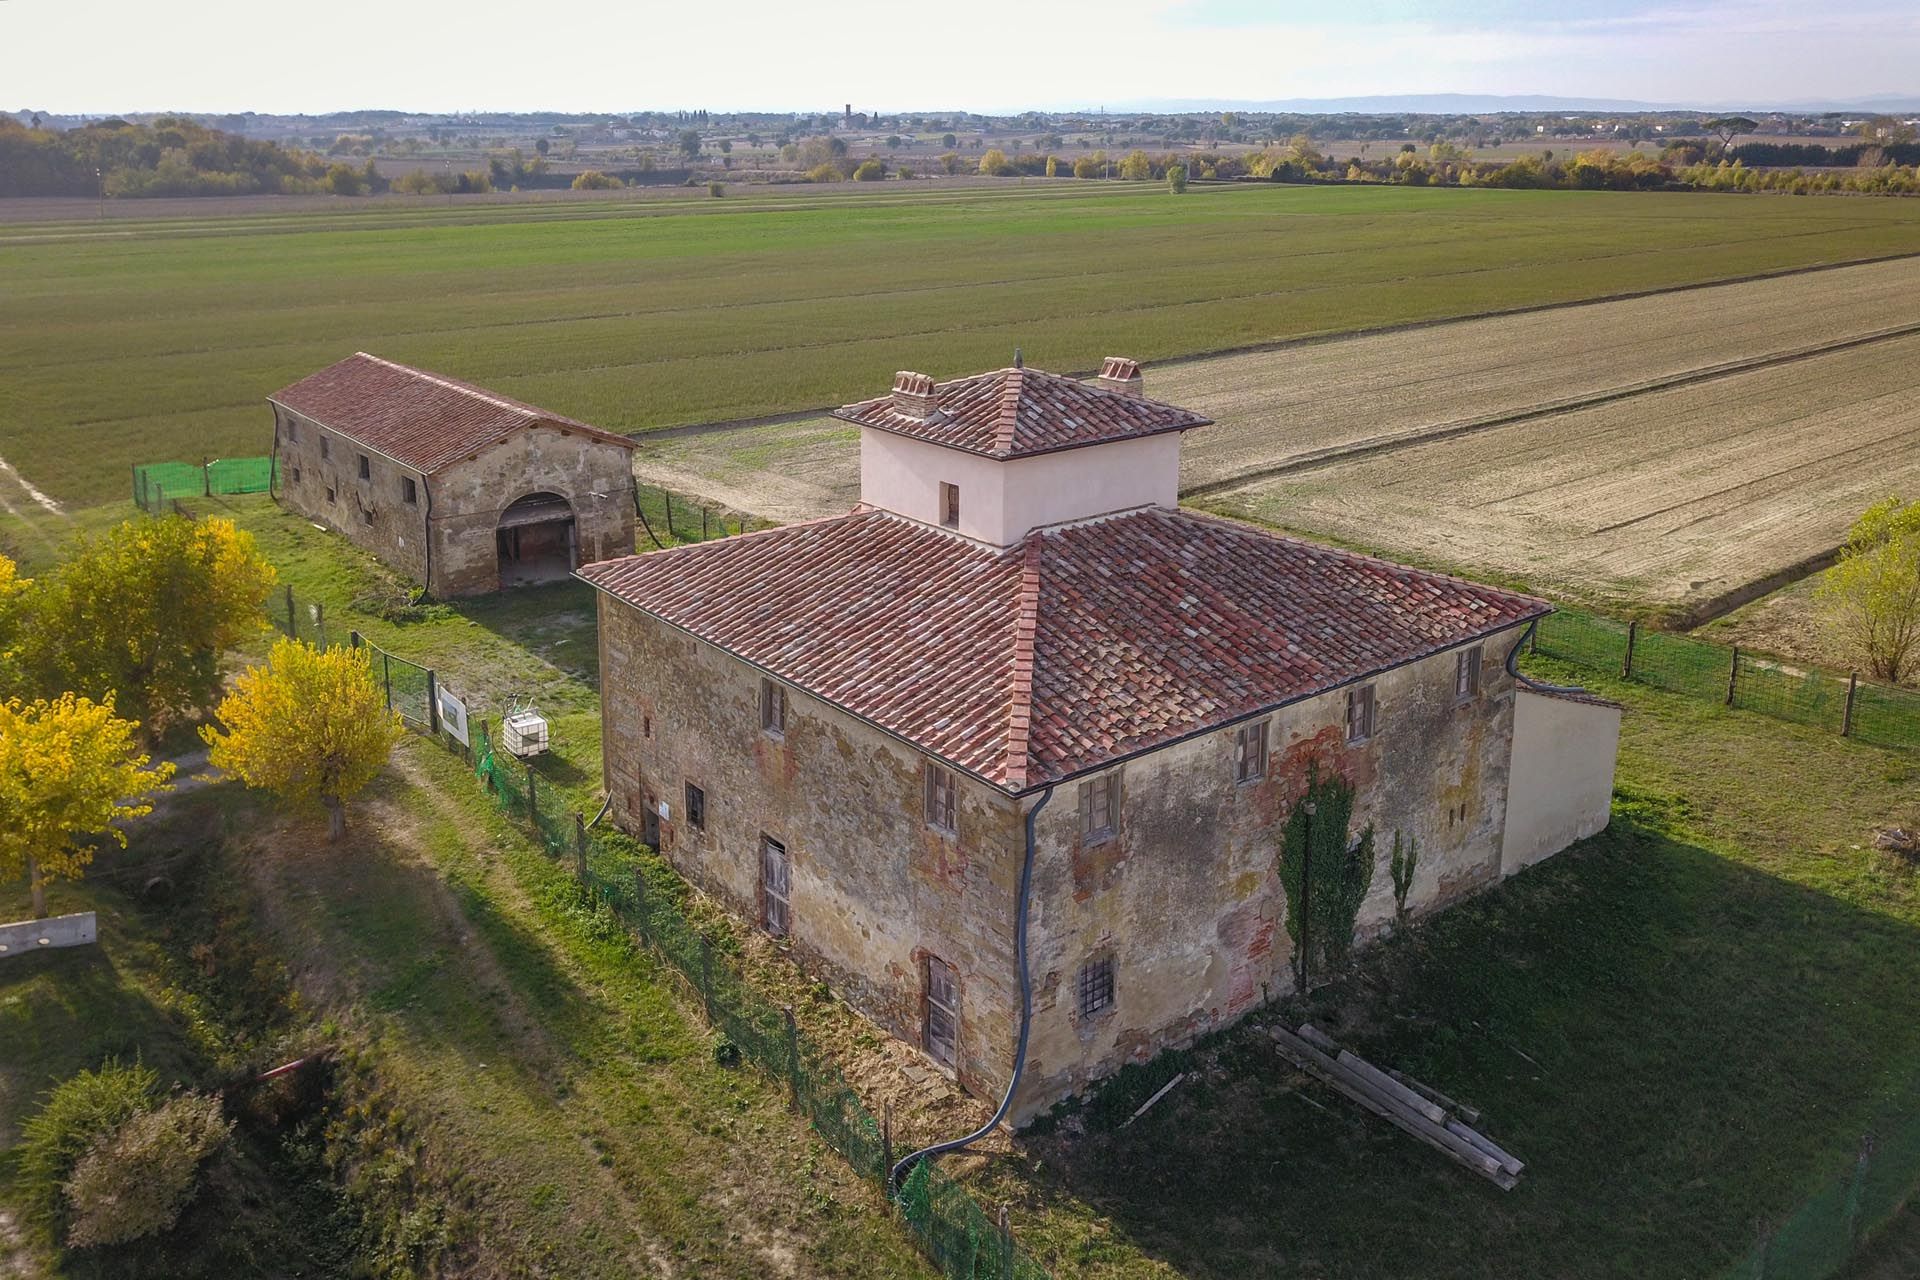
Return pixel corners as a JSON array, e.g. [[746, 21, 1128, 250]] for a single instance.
[[270, 353, 637, 597], [577, 357, 1621, 1121]]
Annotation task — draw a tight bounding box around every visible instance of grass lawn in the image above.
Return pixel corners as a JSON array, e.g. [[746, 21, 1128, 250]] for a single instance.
[[955, 659, 1920, 1278], [6, 181, 1920, 505]]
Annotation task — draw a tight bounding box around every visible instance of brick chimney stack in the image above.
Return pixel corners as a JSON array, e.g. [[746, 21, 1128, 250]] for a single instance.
[[1092, 356, 1143, 398], [890, 370, 938, 420]]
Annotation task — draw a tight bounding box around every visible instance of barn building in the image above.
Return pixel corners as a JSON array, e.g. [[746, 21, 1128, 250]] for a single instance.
[[578, 357, 1621, 1121], [269, 353, 637, 597]]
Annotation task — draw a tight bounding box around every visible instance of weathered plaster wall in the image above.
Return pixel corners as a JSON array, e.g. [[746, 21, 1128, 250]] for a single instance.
[[1502, 689, 1620, 872], [595, 597, 1029, 1098], [859, 429, 1183, 546], [432, 426, 636, 597], [1012, 625, 1532, 1120], [273, 405, 430, 583]]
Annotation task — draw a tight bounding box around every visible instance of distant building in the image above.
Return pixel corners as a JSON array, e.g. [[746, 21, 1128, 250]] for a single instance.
[[580, 358, 1620, 1120], [270, 353, 636, 597]]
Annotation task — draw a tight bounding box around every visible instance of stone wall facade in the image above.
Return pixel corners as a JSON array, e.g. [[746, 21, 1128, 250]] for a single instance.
[[596, 586, 1550, 1120], [595, 598, 1029, 1096], [273, 407, 635, 598]]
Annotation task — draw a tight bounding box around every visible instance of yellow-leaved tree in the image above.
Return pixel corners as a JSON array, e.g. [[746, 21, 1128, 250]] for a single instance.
[[0, 693, 174, 917], [1817, 497, 1920, 684], [18, 516, 275, 737], [202, 639, 402, 841]]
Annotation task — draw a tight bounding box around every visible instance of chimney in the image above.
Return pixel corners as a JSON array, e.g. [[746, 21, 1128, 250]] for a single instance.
[[890, 370, 938, 420], [1092, 356, 1143, 398]]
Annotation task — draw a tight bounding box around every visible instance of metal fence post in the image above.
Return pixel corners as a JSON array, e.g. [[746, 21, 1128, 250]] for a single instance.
[[426, 668, 441, 736], [1622, 619, 1637, 680], [574, 812, 588, 881], [784, 1005, 801, 1112], [664, 489, 677, 540], [383, 652, 394, 713], [285, 584, 296, 638], [1727, 644, 1740, 707], [882, 1101, 894, 1200], [202, 455, 211, 497], [700, 934, 714, 1021], [1843, 672, 1858, 737], [701, 506, 709, 540]]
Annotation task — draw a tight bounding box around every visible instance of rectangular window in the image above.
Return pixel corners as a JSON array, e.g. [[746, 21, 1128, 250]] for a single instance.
[[1346, 684, 1376, 743], [939, 482, 960, 529], [760, 678, 785, 736], [290, 466, 301, 484], [1078, 773, 1118, 844], [1455, 647, 1482, 701], [359, 506, 373, 525], [402, 476, 418, 505], [284, 418, 297, 443], [1077, 956, 1115, 1019], [924, 761, 957, 834], [357, 454, 370, 480], [1234, 719, 1268, 785], [924, 955, 959, 1069], [325, 485, 336, 504], [320, 436, 330, 459], [761, 836, 790, 938], [684, 782, 705, 831]]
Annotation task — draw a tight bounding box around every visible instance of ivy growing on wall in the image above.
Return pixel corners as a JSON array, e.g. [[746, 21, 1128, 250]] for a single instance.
[[1276, 764, 1376, 988]]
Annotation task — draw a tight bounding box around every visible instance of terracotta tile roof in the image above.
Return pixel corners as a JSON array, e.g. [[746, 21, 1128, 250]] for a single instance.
[[579, 507, 1550, 792], [831, 365, 1211, 459], [269, 353, 635, 475]]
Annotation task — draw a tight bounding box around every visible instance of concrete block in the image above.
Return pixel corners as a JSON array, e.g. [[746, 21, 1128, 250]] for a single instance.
[[0, 911, 98, 958]]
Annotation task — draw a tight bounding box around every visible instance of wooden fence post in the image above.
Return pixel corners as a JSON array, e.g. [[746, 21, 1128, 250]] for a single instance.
[[1843, 671, 1858, 737], [664, 489, 676, 540], [1726, 644, 1739, 707], [699, 935, 714, 1021], [313, 601, 326, 650], [999, 1204, 1014, 1274], [285, 583, 296, 638], [1622, 620, 1637, 680], [202, 455, 211, 497], [425, 668, 441, 735], [383, 651, 394, 714], [881, 1101, 893, 1200], [701, 506, 709, 540], [784, 1005, 801, 1112], [525, 758, 539, 832], [574, 812, 589, 881]]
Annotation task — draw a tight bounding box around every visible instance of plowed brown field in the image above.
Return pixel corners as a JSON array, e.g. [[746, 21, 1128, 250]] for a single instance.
[[631, 256, 1920, 612]]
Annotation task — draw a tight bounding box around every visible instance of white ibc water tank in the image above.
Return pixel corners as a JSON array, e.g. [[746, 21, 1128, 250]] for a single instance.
[[502, 710, 550, 757]]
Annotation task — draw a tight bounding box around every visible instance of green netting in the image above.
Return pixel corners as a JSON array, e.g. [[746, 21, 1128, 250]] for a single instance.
[[132, 457, 274, 512], [1731, 655, 1846, 732], [468, 724, 1053, 1278], [363, 641, 433, 727], [1632, 628, 1732, 700], [1532, 609, 1627, 669]]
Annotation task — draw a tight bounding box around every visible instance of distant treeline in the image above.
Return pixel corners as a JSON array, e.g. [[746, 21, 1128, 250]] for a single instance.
[[0, 116, 373, 197], [1729, 140, 1920, 167]]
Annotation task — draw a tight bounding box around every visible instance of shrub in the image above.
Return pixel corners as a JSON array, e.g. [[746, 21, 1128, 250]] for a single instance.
[[64, 1093, 231, 1248], [570, 170, 623, 190], [19, 1059, 158, 1218], [851, 159, 886, 181], [1166, 163, 1188, 193], [978, 148, 1012, 176], [707, 181, 725, 197], [897, 164, 916, 179], [806, 163, 842, 183]]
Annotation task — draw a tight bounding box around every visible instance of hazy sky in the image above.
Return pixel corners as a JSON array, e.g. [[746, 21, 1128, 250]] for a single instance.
[[6, 0, 1917, 114]]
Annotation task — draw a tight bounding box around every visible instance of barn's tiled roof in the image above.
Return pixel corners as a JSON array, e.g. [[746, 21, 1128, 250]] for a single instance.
[[831, 365, 1211, 458], [270, 353, 635, 475], [578, 507, 1548, 792]]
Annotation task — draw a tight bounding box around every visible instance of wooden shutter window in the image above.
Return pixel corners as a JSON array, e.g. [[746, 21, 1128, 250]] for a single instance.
[[924, 761, 957, 834], [1346, 684, 1376, 743], [1078, 774, 1117, 843], [760, 678, 785, 736], [924, 955, 959, 1069], [761, 836, 790, 938], [1456, 648, 1482, 700], [1235, 720, 1268, 784]]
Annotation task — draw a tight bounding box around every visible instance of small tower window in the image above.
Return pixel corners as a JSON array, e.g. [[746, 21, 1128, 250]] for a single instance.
[[939, 482, 960, 529], [402, 476, 418, 505]]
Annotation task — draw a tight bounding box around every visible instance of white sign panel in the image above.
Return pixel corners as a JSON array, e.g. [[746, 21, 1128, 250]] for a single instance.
[[438, 684, 470, 745]]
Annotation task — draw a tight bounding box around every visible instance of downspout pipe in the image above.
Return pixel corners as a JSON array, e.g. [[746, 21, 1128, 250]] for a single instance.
[[1504, 618, 1589, 697], [420, 474, 436, 597], [889, 783, 1054, 1194]]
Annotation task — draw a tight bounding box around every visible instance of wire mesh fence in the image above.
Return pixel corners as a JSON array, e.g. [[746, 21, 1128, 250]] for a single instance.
[[633, 481, 764, 549], [1530, 608, 1920, 751], [466, 722, 1050, 1280], [1723, 1092, 1920, 1278], [132, 457, 274, 513]]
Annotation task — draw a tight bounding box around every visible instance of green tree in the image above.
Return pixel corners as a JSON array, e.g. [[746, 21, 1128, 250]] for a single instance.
[[852, 159, 887, 181], [1166, 162, 1188, 193], [978, 148, 1012, 176], [17, 515, 275, 735], [676, 129, 702, 159], [0, 692, 173, 917], [325, 163, 361, 195], [1705, 116, 1758, 150], [1817, 497, 1920, 683], [534, 137, 550, 156], [571, 170, 624, 190], [202, 638, 403, 841], [1119, 148, 1153, 180]]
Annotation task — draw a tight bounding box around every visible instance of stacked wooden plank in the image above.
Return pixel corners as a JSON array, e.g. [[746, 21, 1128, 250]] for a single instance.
[[1270, 1023, 1525, 1191]]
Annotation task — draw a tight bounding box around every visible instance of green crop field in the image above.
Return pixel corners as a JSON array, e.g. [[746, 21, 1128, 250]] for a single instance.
[[5, 181, 1920, 506]]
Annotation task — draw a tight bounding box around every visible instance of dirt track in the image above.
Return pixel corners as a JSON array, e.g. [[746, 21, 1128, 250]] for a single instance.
[[631, 256, 1920, 610]]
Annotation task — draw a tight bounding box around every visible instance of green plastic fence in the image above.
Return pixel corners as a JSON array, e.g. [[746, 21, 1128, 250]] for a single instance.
[[468, 726, 1049, 1280], [132, 456, 274, 513]]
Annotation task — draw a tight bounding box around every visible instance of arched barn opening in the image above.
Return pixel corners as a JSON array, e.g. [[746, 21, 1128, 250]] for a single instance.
[[496, 491, 577, 588]]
